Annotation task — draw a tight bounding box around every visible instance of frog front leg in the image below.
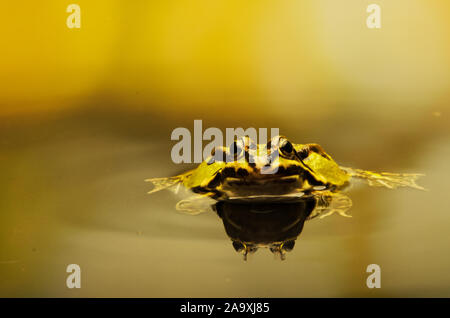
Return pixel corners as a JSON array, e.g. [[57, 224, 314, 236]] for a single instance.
[[145, 170, 194, 194]]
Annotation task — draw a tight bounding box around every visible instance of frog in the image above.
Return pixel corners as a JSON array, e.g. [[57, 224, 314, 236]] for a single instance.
[[146, 135, 424, 218]]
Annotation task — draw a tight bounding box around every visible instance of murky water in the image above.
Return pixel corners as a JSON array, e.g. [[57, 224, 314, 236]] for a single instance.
[[1, 108, 449, 297]]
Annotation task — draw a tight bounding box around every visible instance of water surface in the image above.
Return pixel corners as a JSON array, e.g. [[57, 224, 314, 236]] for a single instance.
[[1, 108, 449, 297]]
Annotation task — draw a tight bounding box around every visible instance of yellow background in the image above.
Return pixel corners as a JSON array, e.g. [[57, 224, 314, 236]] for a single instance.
[[1, 1, 450, 297], [1, 1, 449, 121]]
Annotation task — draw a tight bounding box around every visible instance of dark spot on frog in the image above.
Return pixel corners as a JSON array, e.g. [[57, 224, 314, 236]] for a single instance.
[[222, 167, 236, 178], [276, 166, 286, 174], [309, 145, 320, 153], [208, 173, 222, 188], [237, 168, 249, 178], [191, 186, 210, 194], [304, 170, 325, 187], [285, 165, 301, 175], [297, 148, 309, 160], [309, 144, 331, 160]]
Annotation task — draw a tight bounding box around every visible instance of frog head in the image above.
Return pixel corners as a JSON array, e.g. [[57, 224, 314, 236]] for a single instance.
[[208, 135, 312, 177], [184, 135, 348, 199]]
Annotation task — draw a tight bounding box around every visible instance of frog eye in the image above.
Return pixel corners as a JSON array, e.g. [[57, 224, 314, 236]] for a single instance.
[[279, 139, 294, 156]]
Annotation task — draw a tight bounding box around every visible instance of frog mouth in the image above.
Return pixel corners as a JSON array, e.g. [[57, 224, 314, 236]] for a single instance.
[[222, 174, 300, 186]]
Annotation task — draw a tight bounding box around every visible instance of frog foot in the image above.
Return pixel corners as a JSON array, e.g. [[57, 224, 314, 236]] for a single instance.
[[145, 176, 183, 194], [309, 192, 353, 219], [342, 167, 426, 190], [318, 207, 352, 219]]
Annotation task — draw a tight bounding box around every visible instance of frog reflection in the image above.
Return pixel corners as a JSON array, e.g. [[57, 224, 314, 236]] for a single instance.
[[168, 183, 352, 259], [146, 135, 424, 259], [213, 199, 313, 260], [213, 193, 349, 260]]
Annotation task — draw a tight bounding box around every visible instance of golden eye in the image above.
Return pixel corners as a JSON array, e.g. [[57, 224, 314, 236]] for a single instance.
[[279, 139, 294, 156]]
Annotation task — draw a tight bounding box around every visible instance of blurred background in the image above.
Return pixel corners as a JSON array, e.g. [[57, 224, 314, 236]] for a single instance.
[[1, 0, 449, 297]]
